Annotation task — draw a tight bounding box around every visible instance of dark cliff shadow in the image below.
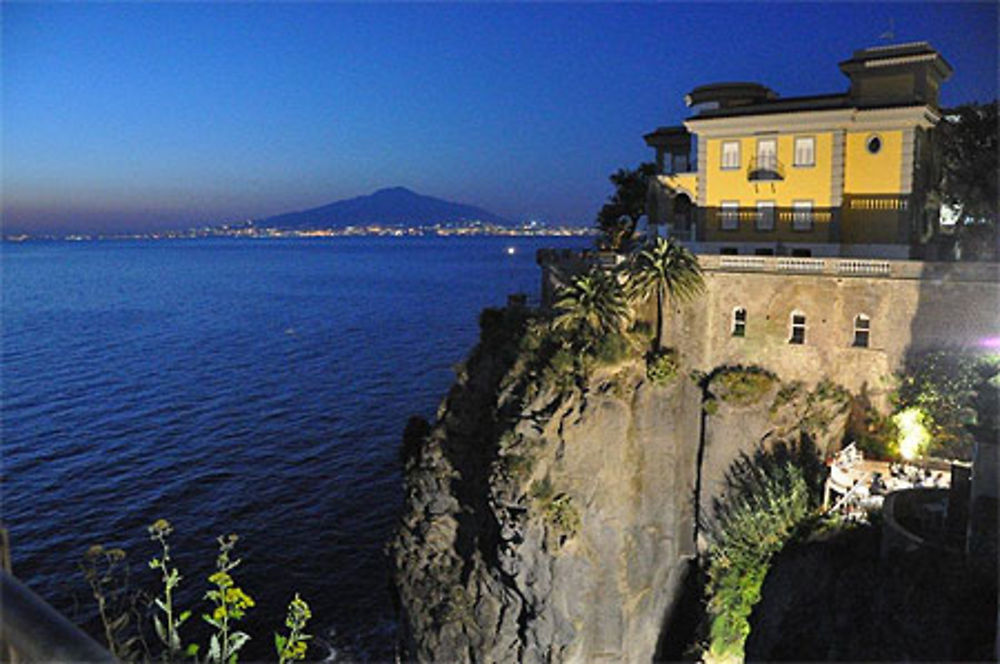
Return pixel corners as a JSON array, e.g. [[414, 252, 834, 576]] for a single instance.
[[904, 261, 998, 368], [652, 558, 706, 662], [438, 307, 535, 575], [902, 261, 1000, 462], [745, 524, 997, 661]]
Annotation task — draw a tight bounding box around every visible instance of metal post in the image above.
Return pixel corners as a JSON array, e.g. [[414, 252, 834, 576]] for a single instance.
[[0, 571, 115, 662]]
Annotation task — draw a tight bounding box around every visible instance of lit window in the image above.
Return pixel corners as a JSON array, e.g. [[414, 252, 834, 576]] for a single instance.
[[756, 201, 775, 231], [792, 200, 813, 231], [721, 201, 739, 230], [790, 312, 806, 344], [732, 307, 747, 337], [793, 137, 815, 167], [721, 141, 741, 170], [853, 314, 870, 347], [866, 134, 882, 154], [756, 138, 777, 171]]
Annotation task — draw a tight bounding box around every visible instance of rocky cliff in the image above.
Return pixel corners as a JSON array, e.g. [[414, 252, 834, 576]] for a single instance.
[[389, 307, 854, 662]]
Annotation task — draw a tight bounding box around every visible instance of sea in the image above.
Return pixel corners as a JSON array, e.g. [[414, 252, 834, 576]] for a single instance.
[[1, 235, 590, 661]]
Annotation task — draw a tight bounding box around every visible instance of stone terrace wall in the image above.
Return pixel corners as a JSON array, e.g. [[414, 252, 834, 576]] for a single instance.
[[663, 256, 998, 400]]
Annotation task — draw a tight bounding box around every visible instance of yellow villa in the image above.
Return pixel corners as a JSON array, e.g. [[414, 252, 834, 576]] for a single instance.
[[645, 42, 953, 259]]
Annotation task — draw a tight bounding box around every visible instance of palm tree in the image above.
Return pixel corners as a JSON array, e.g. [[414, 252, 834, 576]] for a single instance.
[[627, 236, 704, 349], [551, 267, 629, 349]]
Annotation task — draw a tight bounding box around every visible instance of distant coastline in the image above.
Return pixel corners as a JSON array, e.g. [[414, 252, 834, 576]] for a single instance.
[[3, 221, 596, 243]]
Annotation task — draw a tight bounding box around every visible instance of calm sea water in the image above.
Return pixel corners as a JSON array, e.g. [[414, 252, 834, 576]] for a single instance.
[[1, 236, 588, 660]]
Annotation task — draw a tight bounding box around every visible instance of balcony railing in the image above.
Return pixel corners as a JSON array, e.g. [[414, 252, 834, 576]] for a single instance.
[[747, 155, 785, 181], [711, 207, 833, 234]]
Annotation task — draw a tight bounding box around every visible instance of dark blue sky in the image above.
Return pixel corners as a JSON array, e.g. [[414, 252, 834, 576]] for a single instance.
[[3, 2, 997, 233]]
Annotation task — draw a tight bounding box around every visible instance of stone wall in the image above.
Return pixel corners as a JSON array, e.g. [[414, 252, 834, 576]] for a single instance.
[[537, 252, 998, 402], [662, 257, 998, 402]]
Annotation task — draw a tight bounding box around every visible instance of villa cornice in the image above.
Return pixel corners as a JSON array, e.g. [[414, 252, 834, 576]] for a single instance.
[[684, 104, 938, 137]]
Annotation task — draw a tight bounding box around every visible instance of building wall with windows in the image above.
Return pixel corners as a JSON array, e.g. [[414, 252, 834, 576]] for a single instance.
[[658, 256, 999, 400], [645, 42, 953, 259], [703, 132, 836, 208], [537, 251, 998, 402]]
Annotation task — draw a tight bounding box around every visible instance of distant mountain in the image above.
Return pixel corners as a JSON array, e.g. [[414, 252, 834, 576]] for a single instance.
[[258, 187, 510, 228]]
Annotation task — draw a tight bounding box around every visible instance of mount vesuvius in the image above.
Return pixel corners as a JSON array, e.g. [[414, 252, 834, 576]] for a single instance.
[[258, 187, 510, 228]]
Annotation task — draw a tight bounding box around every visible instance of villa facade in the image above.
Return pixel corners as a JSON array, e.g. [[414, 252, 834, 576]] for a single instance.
[[645, 42, 953, 259]]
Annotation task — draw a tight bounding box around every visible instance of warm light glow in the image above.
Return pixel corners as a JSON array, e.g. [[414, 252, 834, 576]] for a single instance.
[[978, 336, 1000, 349], [894, 407, 931, 460]]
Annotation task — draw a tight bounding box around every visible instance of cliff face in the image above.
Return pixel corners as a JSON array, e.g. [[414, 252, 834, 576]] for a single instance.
[[390, 310, 853, 662]]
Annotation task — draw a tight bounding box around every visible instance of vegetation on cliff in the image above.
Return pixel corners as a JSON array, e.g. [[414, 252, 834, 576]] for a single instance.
[[894, 350, 999, 460], [702, 442, 825, 661], [79, 521, 311, 663], [595, 162, 657, 252]]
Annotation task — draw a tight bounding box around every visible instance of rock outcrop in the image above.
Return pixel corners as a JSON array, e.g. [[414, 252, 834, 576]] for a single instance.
[[390, 309, 855, 662]]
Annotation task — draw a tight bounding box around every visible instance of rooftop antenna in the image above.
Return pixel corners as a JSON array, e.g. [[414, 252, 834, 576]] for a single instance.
[[879, 17, 895, 43]]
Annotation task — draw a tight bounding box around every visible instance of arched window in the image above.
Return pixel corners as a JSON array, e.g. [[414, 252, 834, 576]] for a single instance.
[[790, 312, 806, 345], [853, 314, 870, 348], [732, 307, 747, 337]]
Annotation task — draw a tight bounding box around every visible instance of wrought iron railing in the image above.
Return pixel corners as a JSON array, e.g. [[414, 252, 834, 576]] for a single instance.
[[710, 207, 833, 233], [747, 155, 785, 181]]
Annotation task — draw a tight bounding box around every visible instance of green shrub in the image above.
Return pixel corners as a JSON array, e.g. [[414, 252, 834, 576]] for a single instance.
[[704, 455, 814, 660], [813, 378, 851, 407], [703, 398, 719, 416], [541, 347, 580, 392], [712, 366, 778, 406], [544, 494, 581, 538], [501, 452, 536, 480], [770, 381, 804, 414], [529, 476, 554, 501], [646, 348, 679, 385], [591, 333, 631, 367], [895, 351, 1000, 460]]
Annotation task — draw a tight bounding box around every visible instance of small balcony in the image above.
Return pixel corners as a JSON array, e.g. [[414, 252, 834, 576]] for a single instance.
[[747, 155, 785, 181]]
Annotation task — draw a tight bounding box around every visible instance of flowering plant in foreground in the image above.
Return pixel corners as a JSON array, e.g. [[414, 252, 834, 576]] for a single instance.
[[81, 520, 310, 662], [201, 534, 254, 663], [275, 593, 312, 663]]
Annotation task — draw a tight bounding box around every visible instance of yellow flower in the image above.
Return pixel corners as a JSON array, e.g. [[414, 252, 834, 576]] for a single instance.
[[213, 605, 227, 621], [208, 572, 233, 589], [225, 587, 255, 609], [148, 519, 173, 537]]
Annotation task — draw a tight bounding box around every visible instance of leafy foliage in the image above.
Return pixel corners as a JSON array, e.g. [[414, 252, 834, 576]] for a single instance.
[[552, 267, 630, 349], [932, 101, 998, 259], [895, 351, 1000, 460], [80, 544, 145, 660], [274, 594, 312, 664], [710, 366, 778, 406], [595, 162, 657, 251], [148, 519, 192, 658], [590, 332, 632, 367], [845, 394, 900, 460], [81, 522, 310, 663], [544, 494, 581, 539], [646, 348, 679, 385], [625, 237, 704, 349], [703, 447, 819, 660], [201, 535, 254, 664], [530, 476, 580, 545]]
